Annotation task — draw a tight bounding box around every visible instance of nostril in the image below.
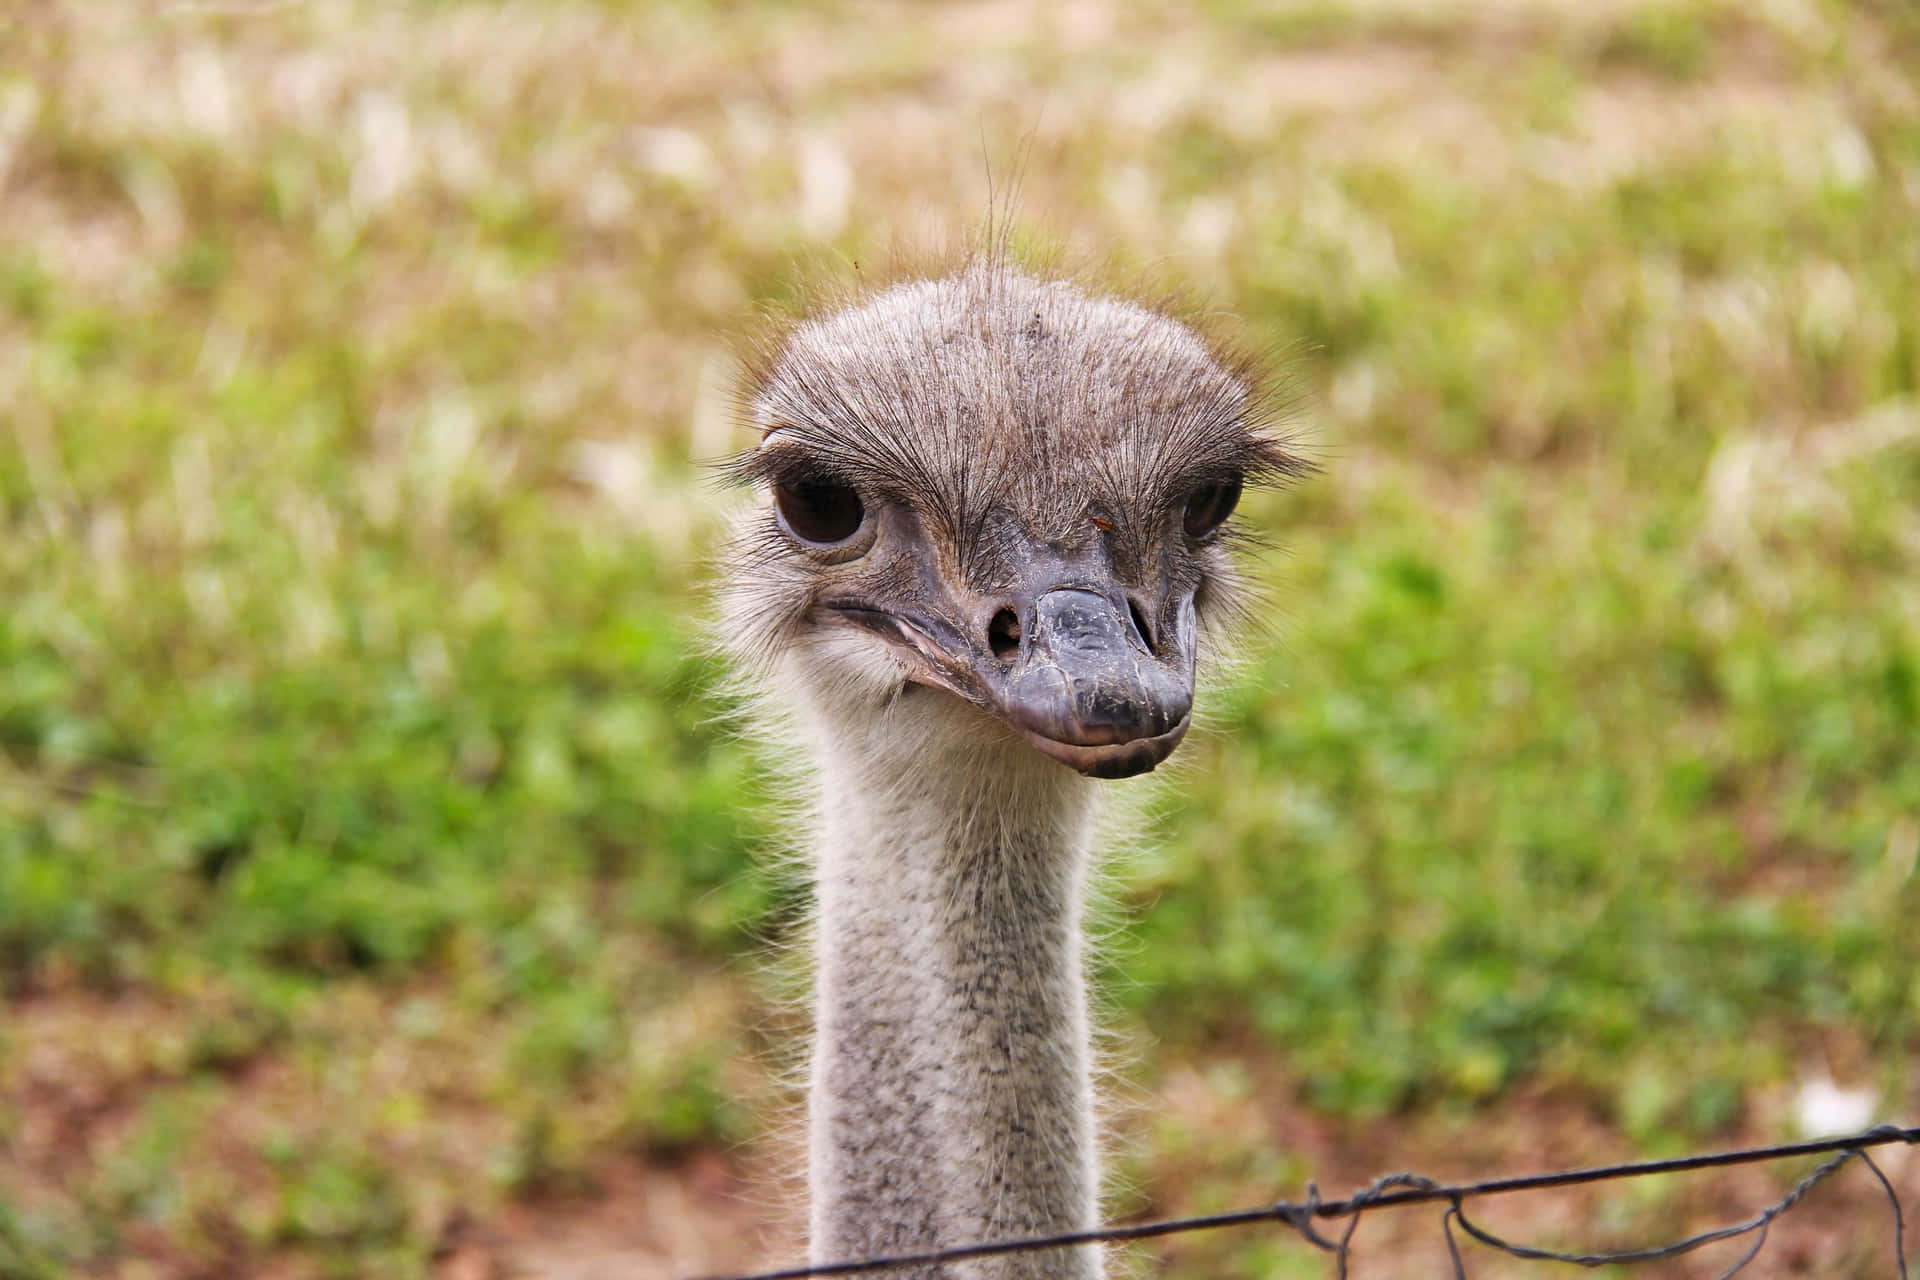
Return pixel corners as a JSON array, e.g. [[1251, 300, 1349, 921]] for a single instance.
[[1127, 598, 1154, 652], [987, 608, 1022, 659]]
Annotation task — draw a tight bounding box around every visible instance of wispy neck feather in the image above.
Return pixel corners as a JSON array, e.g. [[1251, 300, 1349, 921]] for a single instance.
[[803, 685, 1104, 1279]]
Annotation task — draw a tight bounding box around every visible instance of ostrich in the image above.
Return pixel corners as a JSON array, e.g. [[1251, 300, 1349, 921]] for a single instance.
[[721, 260, 1301, 1278]]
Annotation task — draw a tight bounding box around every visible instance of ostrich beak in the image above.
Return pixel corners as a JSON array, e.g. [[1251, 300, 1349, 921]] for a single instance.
[[825, 582, 1195, 779], [995, 588, 1192, 778]]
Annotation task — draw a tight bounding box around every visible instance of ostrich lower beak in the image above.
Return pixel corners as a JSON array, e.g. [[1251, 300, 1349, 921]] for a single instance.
[[824, 585, 1195, 779]]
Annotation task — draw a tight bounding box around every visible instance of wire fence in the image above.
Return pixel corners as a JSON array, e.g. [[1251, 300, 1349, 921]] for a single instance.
[[695, 1122, 1918, 1280]]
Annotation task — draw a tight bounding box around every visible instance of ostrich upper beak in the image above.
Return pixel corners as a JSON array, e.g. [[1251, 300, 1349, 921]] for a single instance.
[[825, 578, 1195, 779]]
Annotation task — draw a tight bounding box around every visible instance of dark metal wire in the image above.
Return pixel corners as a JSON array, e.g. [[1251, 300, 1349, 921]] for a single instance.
[[690, 1122, 1918, 1280], [1445, 1148, 1855, 1265]]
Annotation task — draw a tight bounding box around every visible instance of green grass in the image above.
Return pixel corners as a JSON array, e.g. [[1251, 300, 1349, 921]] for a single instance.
[[1, 0, 1917, 1275]]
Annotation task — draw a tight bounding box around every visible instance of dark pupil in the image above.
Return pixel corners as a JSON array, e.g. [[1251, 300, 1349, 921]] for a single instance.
[[775, 479, 864, 544], [1183, 475, 1242, 538]]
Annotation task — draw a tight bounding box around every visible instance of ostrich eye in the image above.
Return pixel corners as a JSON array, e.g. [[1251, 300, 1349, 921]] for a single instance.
[[774, 478, 865, 545], [1182, 475, 1242, 539]]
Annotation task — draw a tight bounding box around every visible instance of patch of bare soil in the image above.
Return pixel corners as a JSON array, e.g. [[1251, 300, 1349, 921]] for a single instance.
[[1138, 1070, 1917, 1278], [435, 1153, 783, 1280]]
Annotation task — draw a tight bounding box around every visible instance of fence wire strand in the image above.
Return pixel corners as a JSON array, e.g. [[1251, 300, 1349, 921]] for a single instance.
[[693, 1122, 1918, 1279]]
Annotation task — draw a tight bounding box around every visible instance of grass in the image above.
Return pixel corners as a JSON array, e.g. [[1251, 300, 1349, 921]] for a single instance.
[[1, 0, 1916, 1276]]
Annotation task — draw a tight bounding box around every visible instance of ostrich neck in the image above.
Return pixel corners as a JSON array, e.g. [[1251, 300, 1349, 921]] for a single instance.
[[808, 715, 1102, 1279]]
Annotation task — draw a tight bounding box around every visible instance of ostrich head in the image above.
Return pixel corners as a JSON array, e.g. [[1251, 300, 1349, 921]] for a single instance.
[[723, 263, 1300, 779]]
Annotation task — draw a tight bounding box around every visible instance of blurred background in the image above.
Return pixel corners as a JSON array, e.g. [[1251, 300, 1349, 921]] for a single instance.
[[1, 1, 1916, 1276]]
